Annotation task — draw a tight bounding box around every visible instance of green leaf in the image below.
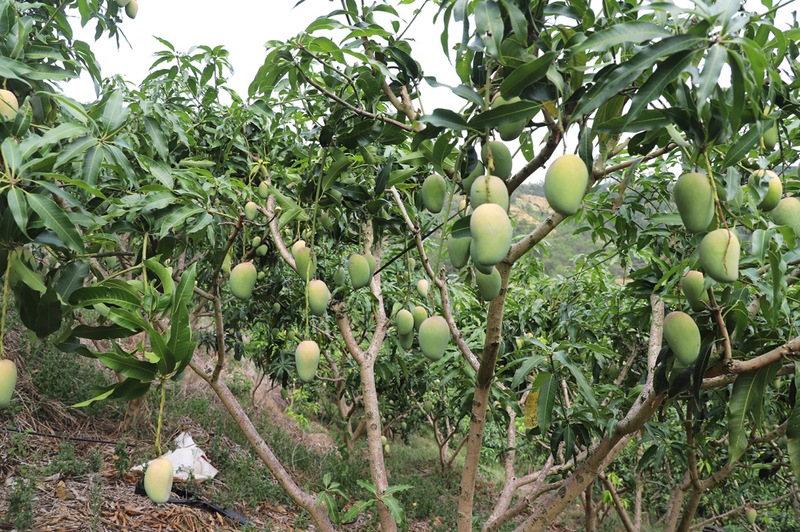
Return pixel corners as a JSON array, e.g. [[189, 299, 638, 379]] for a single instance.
[[423, 78, 485, 109], [625, 50, 697, 126], [172, 263, 196, 317], [69, 285, 142, 310], [72, 378, 151, 408], [54, 135, 98, 169], [417, 109, 470, 131], [596, 109, 669, 134], [82, 143, 105, 187], [697, 45, 726, 114], [574, 22, 672, 54], [143, 117, 169, 160], [727, 49, 746, 133], [156, 205, 206, 238], [787, 363, 800, 483], [7, 187, 28, 236], [71, 323, 140, 340], [1, 137, 21, 174], [25, 192, 84, 253], [49, 94, 91, 124], [102, 89, 126, 135], [500, 0, 528, 45], [750, 229, 775, 268], [468, 100, 540, 129], [721, 126, 761, 168], [554, 350, 598, 410], [511, 354, 546, 389], [383, 484, 414, 496], [537, 376, 557, 433], [381, 495, 406, 528], [55, 261, 90, 303], [96, 344, 159, 381], [143, 258, 174, 298], [11, 253, 46, 294], [320, 150, 353, 194], [728, 361, 780, 463], [498, 52, 558, 99], [342, 500, 372, 523], [475, 0, 504, 58], [36, 122, 90, 151]]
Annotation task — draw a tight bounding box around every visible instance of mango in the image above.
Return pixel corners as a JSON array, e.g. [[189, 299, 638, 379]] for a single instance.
[[753, 170, 782, 211], [699, 229, 739, 283], [144, 458, 173, 503], [229, 262, 257, 299], [421, 174, 447, 213], [418, 316, 451, 361], [417, 279, 429, 298], [125, 0, 138, 18], [291, 240, 306, 259], [447, 233, 472, 270], [243, 202, 258, 220], [365, 254, 377, 277], [258, 181, 269, 199], [257, 271, 266, 281], [251, 236, 262, 248], [0, 89, 19, 120], [470, 174, 509, 212], [321, 212, 333, 231], [470, 203, 512, 266], [256, 245, 268, 257], [746, 508, 757, 525], [308, 280, 329, 316], [763, 121, 778, 150], [772, 197, 800, 235], [476, 267, 502, 301], [348, 254, 371, 289], [295, 340, 320, 382], [294, 247, 315, 282], [493, 95, 526, 141], [411, 306, 427, 331], [458, 198, 468, 217], [334, 267, 346, 286], [470, 241, 495, 274], [461, 161, 484, 193], [482, 141, 512, 180], [273, 303, 281, 313], [681, 270, 708, 312], [398, 331, 414, 350], [544, 154, 589, 217], [408, 257, 416, 270], [663, 311, 701, 365], [0, 359, 17, 408], [396, 309, 414, 336], [115, 0, 131, 6], [673, 172, 714, 233]]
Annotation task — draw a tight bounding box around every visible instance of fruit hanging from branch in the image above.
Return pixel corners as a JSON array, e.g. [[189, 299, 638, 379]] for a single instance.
[[295, 340, 321, 382], [699, 229, 740, 283], [544, 154, 589, 217], [229, 262, 257, 300], [663, 311, 701, 366], [673, 172, 715, 233]]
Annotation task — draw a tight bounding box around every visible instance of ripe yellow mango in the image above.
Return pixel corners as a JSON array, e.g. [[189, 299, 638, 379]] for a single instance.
[[295, 340, 321, 382], [125, 0, 138, 18], [144, 458, 173, 504], [0, 359, 17, 408], [417, 279, 429, 298], [0, 90, 19, 120]]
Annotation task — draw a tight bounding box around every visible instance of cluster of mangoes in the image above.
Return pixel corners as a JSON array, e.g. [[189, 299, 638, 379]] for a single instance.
[[394, 307, 451, 361], [114, 0, 139, 19], [664, 166, 797, 365]]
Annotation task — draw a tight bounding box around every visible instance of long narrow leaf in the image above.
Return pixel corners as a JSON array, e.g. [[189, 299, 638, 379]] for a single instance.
[[25, 192, 84, 253]]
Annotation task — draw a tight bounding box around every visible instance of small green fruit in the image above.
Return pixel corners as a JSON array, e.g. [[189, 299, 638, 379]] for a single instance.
[[365, 254, 377, 277], [663, 311, 701, 365], [745, 508, 757, 525], [251, 236, 262, 248], [401, 422, 407, 430], [699, 229, 739, 283], [384, 444, 390, 454], [256, 245, 268, 257], [681, 270, 708, 312], [257, 271, 266, 281], [754, 170, 782, 211], [447, 233, 472, 270], [308, 280, 330, 316], [258, 181, 269, 199], [396, 309, 414, 336], [115, 0, 131, 6], [544, 154, 589, 217], [763, 121, 778, 150], [482, 141, 512, 180], [493, 95, 528, 141], [476, 267, 502, 301], [772, 197, 800, 235], [423, 400, 433, 413], [411, 306, 427, 331], [125, 0, 138, 18], [398, 330, 414, 350], [348, 254, 371, 289], [381, 435, 388, 445], [417, 279, 429, 298], [408, 257, 416, 270], [280, 388, 288, 400], [144, 458, 173, 504], [470, 241, 495, 274], [229, 262, 257, 300], [0, 90, 19, 121], [673, 173, 714, 233], [0, 359, 17, 408], [295, 340, 321, 382], [461, 161, 484, 193], [273, 303, 281, 314], [334, 267, 346, 286], [294, 247, 315, 282], [470, 174, 509, 212], [470, 203, 512, 266], [421, 174, 447, 213], [244, 202, 258, 220], [418, 316, 451, 361]]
